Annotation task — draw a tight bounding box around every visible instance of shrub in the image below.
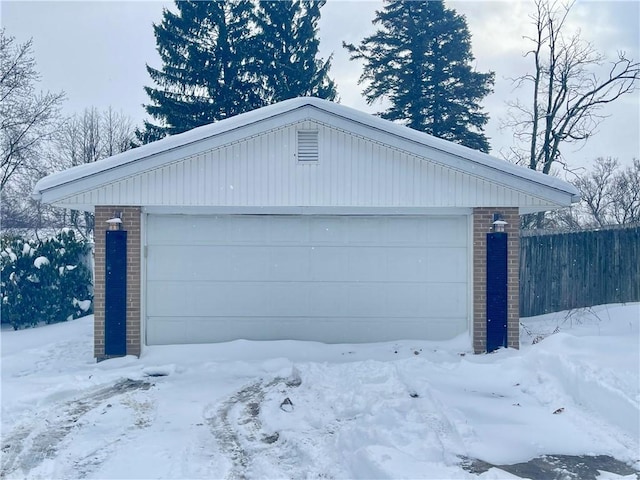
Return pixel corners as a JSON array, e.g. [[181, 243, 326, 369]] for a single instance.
[[1, 230, 93, 329]]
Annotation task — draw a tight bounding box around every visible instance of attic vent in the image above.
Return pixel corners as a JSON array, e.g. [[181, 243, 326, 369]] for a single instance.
[[297, 130, 319, 162]]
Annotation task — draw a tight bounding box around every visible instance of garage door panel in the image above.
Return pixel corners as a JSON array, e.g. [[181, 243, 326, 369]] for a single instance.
[[425, 248, 468, 283], [228, 247, 272, 280], [345, 217, 384, 244], [148, 246, 275, 281], [310, 217, 348, 243], [309, 248, 349, 281], [310, 247, 440, 283], [146, 245, 230, 281], [385, 217, 428, 244], [385, 249, 428, 282], [268, 247, 310, 281], [267, 216, 310, 243], [148, 280, 445, 318], [426, 217, 467, 246], [381, 284, 425, 317], [146, 316, 468, 345], [145, 214, 469, 344], [149, 215, 230, 245], [148, 281, 274, 317], [229, 216, 268, 244], [345, 283, 388, 316], [423, 283, 467, 317], [308, 283, 349, 316], [146, 245, 196, 280], [237, 247, 310, 281], [266, 283, 310, 316], [148, 281, 316, 317], [149, 246, 319, 282], [346, 247, 388, 281]]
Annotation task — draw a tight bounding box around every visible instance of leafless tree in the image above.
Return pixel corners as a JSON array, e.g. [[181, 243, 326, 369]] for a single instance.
[[572, 157, 618, 227], [55, 107, 134, 169], [504, 0, 639, 176], [610, 159, 640, 225], [3, 104, 135, 237], [571, 157, 640, 227], [52, 107, 135, 236], [0, 174, 65, 237], [524, 157, 639, 230], [539, 205, 582, 231], [102, 106, 134, 157], [0, 30, 64, 191], [55, 107, 101, 170]]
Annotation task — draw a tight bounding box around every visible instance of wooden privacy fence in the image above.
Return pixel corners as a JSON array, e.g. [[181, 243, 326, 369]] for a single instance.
[[519, 226, 640, 317]]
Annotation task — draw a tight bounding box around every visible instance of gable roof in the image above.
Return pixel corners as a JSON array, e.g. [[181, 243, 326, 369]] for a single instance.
[[33, 97, 579, 212]]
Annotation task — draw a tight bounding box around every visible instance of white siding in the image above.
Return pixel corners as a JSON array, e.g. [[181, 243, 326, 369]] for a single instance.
[[57, 120, 556, 209]]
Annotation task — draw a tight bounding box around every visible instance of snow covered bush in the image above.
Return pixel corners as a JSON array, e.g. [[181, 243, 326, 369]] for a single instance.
[[1, 230, 93, 329]]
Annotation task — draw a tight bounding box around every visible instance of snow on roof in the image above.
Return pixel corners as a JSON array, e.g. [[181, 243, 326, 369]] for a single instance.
[[33, 97, 579, 200]]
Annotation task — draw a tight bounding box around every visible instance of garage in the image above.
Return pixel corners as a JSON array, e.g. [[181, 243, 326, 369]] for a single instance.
[[145, 214, 469, 344], [33, 97, 580, 358]]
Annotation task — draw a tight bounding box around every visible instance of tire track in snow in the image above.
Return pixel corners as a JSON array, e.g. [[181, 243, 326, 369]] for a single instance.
[[206, 375, 301, 480], [0, 378, 152, 479]]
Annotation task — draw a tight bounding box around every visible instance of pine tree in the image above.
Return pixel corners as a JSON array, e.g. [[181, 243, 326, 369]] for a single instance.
[[255, 0, 337, 102], [142, 1, 264, 140], [344, 0, 494, 152]]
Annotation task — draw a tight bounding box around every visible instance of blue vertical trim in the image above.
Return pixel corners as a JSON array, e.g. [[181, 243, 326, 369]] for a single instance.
[[105, 230, 127, 356], [487, 232, 508, 352]]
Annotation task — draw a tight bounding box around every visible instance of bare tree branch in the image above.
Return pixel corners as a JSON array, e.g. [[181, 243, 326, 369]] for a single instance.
[[504, 1, 639, 175], [51, 106, 135, 236], [503, 1, 638, 228], [0, 29, 64, 192]]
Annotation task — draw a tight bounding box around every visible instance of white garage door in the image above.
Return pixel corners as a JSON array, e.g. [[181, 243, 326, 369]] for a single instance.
[[145, 214, 469, 345]]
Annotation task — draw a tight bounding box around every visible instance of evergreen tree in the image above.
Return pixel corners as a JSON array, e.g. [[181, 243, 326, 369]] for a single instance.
[[344, 0, 494, 152], [256, 0, 337, 102], [142, 1, 264, 140]]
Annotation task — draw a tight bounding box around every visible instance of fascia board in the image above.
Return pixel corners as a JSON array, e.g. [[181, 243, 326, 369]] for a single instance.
[[141, 206, 474, 216]]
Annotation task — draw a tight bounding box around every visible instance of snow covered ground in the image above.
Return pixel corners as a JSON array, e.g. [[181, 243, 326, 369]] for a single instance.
[[1, 303, 638, 479]]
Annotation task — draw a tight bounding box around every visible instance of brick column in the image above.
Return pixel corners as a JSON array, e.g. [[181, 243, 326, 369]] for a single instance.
[[94, 206, 142, 360], [472, 208, 520, 353]]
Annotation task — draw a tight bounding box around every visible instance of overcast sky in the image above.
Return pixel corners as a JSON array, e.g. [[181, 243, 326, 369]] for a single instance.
[[2, 1, 639, 175]]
